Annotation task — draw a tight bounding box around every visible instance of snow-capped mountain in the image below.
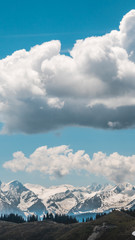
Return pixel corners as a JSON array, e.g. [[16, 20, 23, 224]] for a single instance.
[[0, 181, 135, 217], [0, 180, 46, 217]]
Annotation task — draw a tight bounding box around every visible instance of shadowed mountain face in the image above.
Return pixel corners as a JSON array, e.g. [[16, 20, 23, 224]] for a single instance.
[[0, 211, 135, 240], [1, 181, 135, 218], [70, 196, 102, 213]]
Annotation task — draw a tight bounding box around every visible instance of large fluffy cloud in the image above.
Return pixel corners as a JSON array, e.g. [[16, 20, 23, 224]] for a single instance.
[[3, 145, 135, 183], [1, 10, 135, 133], [3, 145, 90, 178]]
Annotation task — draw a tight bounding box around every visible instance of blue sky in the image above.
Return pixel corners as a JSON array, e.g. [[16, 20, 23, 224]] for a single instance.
[[0, 0, 134, 58], [1, 0, 135, 186]]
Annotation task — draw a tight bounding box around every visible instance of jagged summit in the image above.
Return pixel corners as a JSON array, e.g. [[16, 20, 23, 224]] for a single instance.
[[4, 180, 28, 194], [8, 180, 23, 186], [8, 180, 26, 189], [87, 183, 110, 192]]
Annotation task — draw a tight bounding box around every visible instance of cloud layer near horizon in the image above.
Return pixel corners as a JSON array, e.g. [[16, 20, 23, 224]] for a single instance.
[[3, 145, 135, 183], [1, 10, 135, 133]]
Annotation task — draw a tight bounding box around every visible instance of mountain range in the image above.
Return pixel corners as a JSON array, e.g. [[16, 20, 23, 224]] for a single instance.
[[0, 180, 135, 219]]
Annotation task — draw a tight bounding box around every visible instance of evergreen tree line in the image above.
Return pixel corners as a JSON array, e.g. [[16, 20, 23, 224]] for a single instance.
[[95, 212, 107, 219], [0, 213, 25, 223], [0, 212, 78, 224], [43, 212, 78, 224], [82, 212, 107, 223], [82, 216, 93, 222], [0, 211, 108, 224]]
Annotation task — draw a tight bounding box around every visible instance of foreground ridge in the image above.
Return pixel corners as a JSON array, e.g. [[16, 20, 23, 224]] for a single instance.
[[0, 211, 134, 240]]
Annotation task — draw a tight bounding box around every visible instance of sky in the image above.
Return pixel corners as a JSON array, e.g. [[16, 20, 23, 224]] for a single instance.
[[1, 0, 135, 187]]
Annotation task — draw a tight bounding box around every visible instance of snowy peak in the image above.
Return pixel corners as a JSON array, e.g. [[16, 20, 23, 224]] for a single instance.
[[113, 183, 133, 193], [8, 180, 28, 193], [8, 180, 25, 188], [0, 181, 135, 217], [87, 183, 106, 192]]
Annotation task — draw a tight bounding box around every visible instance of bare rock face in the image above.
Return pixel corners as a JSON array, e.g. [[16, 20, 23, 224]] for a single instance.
[[87, 223, 116, 240]]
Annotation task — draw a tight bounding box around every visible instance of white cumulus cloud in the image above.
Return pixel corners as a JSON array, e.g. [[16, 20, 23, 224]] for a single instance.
[[3, 145, 135, 183], [1, 11, 135, 133], [3, 145, 90, 178]]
